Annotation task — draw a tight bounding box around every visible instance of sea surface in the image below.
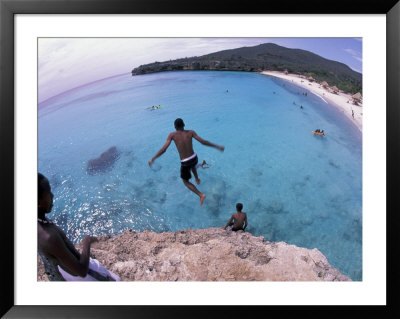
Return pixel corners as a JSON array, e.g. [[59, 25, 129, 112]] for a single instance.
[[38, 71, 362, 280]]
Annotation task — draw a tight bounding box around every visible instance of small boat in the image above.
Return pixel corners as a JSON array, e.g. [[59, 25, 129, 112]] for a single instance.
[[312, 131, 325, 136]]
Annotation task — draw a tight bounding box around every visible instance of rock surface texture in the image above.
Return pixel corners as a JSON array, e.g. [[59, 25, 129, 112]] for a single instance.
[[38, 227, 351, 281]]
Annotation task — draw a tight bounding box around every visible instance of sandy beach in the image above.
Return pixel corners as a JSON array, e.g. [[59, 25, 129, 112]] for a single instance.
[[260, 71, 362, 132]]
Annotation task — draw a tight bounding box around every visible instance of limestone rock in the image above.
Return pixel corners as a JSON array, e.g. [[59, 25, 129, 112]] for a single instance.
[[37, 251, 64, 281], [38, 227, 351, 281]]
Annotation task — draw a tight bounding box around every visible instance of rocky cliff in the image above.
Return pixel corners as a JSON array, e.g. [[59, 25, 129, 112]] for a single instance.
[[37, 227, 351, 281]]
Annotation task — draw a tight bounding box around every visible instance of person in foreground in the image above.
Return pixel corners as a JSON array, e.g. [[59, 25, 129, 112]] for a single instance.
[[37, 173, 120, 281], [222, 203, 248, 232], [148, 118, 224, 206]]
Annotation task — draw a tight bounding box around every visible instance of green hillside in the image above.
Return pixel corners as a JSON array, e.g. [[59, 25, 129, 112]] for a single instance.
[[131, 43, 362, 94]]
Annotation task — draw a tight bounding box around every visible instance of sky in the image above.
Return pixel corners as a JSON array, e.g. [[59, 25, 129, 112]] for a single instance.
[[38, 38, 362, 103]]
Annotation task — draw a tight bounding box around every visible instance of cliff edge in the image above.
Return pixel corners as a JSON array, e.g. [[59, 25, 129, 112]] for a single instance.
[[38, 227, 351, 281]]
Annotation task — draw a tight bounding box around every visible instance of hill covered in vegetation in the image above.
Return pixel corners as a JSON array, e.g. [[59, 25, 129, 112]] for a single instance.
[[131, 43, 362, 94]]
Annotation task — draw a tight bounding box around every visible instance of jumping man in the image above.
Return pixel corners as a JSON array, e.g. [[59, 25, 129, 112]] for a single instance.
[[148, 118, 224, 206]]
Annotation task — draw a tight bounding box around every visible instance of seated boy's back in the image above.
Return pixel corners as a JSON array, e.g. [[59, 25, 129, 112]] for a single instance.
[[223, 203, 248, 231], [231, 212, 247, 231]]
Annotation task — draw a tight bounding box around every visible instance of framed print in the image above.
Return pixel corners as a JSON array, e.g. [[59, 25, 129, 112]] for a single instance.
[[1, 0, 399, 318]]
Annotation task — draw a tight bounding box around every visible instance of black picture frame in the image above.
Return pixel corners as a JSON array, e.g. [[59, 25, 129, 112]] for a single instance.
[[1, 0, 399, 318]]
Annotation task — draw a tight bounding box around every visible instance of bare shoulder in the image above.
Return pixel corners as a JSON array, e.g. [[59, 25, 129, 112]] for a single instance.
[[38, 224, 65, 254], [37, 224, 51, 244]]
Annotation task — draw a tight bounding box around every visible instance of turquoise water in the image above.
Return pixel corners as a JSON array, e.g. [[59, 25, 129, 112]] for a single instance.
[[38, 71, 362, 280]]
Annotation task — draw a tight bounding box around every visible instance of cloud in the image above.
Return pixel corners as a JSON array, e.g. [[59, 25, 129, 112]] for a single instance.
[[344, 48, 362, 64], [38, 38, 270, 102], [38, 38, 364, 102], [344, 48, 358, 56]]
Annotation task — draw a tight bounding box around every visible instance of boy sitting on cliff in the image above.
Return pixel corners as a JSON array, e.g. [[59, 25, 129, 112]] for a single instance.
[[37, 173, 120, 281], [222, 203, 248, 232]]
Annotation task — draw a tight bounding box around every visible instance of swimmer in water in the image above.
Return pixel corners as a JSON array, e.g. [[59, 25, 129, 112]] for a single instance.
[[196, 160, 210, 169]]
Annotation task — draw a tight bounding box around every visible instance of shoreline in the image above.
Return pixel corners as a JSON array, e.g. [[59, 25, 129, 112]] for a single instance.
[[260, 71, 362, 132]]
